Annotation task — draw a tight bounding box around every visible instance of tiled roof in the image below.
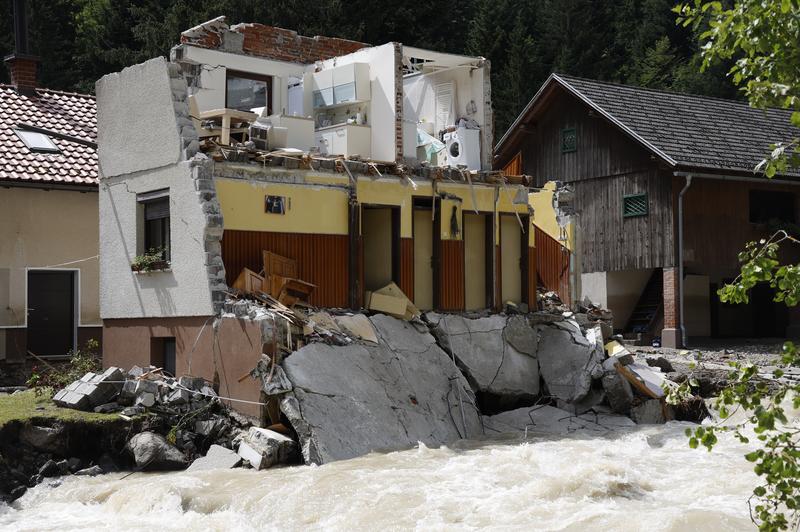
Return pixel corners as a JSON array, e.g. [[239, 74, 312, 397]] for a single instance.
[[0, 84, 98, 187], [554, 74, 800, 175]]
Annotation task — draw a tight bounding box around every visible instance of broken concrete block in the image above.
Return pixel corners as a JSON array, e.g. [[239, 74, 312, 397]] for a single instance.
[[52, 390, 91, 411], [334, 314, 378, 344], [280, 314, 482, 464], [630, 399, 666, 424], [179, 376, 206, 391], [483, 405, 635, 436], [536, 321, 603, 403], [604, 341, 634, 365], [426, 313, 539, 403], [135, 392, 156, 408], [237, 428, 297, 470], [187, 445, 241, 472], [126, 432, 186, 470], [601, 371, 634, 414], [117, 380, 137, 406], [93, 402, 121, 414], [199, 385, 217, 398], [619, 363, 668, 399], [167, 388, 190, 405]]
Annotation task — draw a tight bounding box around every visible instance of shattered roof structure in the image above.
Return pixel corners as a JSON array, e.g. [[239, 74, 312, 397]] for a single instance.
[[496, 73, 800, 176], [0, 84, 98, 187]]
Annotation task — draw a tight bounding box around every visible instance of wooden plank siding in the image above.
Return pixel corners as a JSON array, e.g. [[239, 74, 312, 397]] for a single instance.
[[438, 239, 465, 310], [535, 225, 570, 302], [221, 230, 349, 307], [398, 238, 414, 302], [520, 88, 674, 273]]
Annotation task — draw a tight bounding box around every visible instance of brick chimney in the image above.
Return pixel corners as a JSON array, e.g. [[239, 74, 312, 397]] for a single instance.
[[5, 0, 39, 94]]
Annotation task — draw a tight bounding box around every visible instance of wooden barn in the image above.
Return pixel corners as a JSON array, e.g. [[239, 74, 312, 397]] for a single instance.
[[495, 74, 800, 347]]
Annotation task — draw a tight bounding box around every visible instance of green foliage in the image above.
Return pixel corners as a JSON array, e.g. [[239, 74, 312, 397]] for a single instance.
[[131, 247, 167, 272], [26, 339, 102, 395], [0, 389, 118, 429]]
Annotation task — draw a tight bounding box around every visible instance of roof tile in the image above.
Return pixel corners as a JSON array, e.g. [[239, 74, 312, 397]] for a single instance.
[[0, 84, 97, 187]]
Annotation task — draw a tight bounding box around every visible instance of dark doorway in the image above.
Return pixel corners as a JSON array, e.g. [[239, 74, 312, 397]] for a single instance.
[[150, 337, 177, 376], [27, 270, 75, 357], [752, 282, 788, 337]]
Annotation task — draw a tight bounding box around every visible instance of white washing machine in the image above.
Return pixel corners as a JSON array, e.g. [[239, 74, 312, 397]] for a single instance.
[[444, 127, 481, 170]]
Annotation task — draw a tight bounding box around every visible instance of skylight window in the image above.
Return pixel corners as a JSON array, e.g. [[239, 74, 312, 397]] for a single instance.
[[14, 129, 61, 153]]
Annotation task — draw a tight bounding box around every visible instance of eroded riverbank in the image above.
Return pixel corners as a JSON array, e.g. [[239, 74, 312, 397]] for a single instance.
[[0, 422, 758, 531]]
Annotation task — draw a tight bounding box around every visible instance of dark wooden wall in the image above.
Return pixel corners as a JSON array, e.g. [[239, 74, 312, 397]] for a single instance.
[[221, 230, 349, 307], [520, 88, 674, 273], [681, 177, 800, 276]]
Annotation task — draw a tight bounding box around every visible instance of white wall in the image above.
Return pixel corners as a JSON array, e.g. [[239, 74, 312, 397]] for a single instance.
[[314, 43, 398, 162], [402, 64, 489, 168], [99, 164, 214, 319], [181, 45, 307, 116], [97, 57, 215, 319], [581, 272, 608, 308]]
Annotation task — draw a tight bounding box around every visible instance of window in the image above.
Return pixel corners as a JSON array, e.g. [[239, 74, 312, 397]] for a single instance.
[[226, 70, 272, 113], [14, 129, 60, 153], [623, 193, 648, 218], [749, 190, 795, 225], [265, 195, 287, 214], [137, 189, 170, 261], [561, 127, 577, 153]]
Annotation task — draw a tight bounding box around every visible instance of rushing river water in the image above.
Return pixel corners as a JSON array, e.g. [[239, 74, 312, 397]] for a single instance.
[[0, 421, 759, 531]]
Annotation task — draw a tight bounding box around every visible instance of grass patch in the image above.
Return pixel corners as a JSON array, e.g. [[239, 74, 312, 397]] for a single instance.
[[0, 390, 120, 429]]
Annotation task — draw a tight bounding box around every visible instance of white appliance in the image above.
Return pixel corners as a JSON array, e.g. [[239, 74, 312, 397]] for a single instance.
[[444, 127, 481, 170]]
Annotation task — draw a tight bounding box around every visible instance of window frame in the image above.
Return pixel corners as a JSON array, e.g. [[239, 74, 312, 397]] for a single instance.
[[225, 69, 273, 114], [137, 189, 171, 262], [561, 127, 577, 153], [622, 193, 649, 218]]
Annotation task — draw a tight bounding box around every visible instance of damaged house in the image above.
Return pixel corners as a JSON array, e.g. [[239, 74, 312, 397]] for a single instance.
[[97, 19, 542, 417], [495, 74, 800, 347]]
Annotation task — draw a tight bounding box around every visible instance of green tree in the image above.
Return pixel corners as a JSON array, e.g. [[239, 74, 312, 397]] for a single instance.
[[673, 1, 800, 529]]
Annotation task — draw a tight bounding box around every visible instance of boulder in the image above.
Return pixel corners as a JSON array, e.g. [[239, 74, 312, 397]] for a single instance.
[[74, 465, 103, 476], [19, 424, 66, 454], [426, 313, 539, 400], [536, 320, 604, 403], [483, 405, 635, 436], [125, 432, 186, 470], [237, 428, 296, 470], [280, 314, 483, 464], [38, 460, 60, 478], [187, 445, 242, 472], [601, 371, 634, 414], [630, 399, 666, 424]]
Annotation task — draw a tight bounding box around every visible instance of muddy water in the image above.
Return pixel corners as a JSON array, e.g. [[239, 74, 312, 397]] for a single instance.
[[0, 422, 757, 531]]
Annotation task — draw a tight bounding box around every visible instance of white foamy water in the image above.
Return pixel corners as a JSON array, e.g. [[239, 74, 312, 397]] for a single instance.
[[0, 422, 758, 531]]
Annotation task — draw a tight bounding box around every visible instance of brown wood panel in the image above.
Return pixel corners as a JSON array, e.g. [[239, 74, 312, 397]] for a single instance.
[[681, 177, 800, 276], [535, 225, 570, 303], [222, 230, 349, 308], [527, 245, 538, 306], [398, 238, 414, 302], [503, 151, 523, 176], [438, 239, 465, 311], [494, 245, 501, 310]]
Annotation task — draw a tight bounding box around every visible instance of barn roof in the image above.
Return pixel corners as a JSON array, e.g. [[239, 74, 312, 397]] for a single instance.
[[496, 73, 800, 176]]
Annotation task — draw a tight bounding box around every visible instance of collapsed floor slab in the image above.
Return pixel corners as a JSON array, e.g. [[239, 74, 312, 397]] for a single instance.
[[279, 314, 483, 464]]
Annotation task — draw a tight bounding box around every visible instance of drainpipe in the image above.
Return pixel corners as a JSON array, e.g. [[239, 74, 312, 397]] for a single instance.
[[677, 174, 693, 348]]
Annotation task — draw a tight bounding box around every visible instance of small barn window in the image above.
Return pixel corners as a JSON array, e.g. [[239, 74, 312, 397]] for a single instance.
[[561, 128, 577, 153], [749, 190, 795, 225], [623, 193, 648, 218], [137, 189, 171, 261]]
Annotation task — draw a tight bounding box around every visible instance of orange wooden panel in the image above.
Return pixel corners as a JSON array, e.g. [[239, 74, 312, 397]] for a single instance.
[[503, 151, 523, 176], [438, 239, 465, 311], [534, 225, 570, 303], [399, 238, 414, 302], [222, 230, 349, 308]]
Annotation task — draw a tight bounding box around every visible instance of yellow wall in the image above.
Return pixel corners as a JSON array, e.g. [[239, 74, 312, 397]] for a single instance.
[[0, 187, 100, 327], [500, 215, 522, 303], [530, 181, 575, 251], [362, 207, 393, 291], [215, 178, 350, 235], [413, 209, 434, 310], [464, 213, 487, 310]]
